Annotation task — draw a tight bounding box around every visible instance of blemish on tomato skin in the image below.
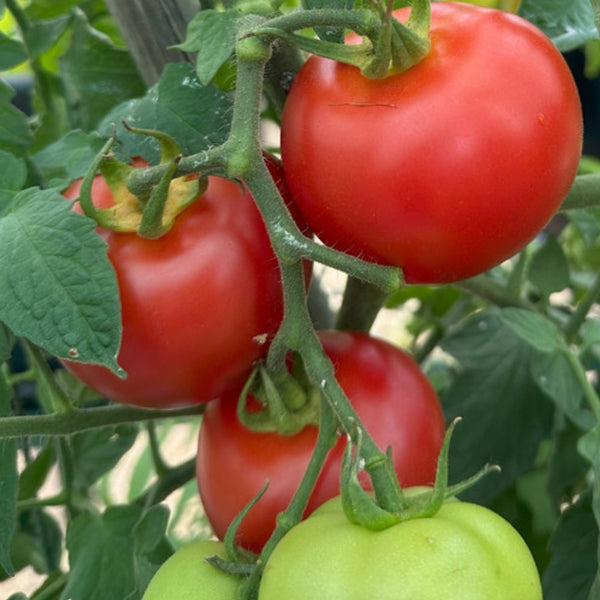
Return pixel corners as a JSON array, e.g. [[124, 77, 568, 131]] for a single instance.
[[537, 113, 545, 126]]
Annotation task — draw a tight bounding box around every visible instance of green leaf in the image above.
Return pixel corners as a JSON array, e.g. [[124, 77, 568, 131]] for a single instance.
[[577, 425, 600, 596], [530, 350, 591, 430], [499, 307, 563, 354], [23, 15, 71, 60], [61, 504, 171, 600], [58, 11, 145, 131], [519, 0, 599, 51], [70, 425, 138, 489], [98, 63, 234, 163], [12, 509, 63, 575], [581, 317, 600, 357], [542, 489, 596, 600], [0, 150, 27, 213], [0, 322, 14, 362], [441, 309, 554, 503], [547, 420, 590, 500], [25, 0, 80, 19], [18, 441, 56, 501], [567, 208, 600, 248], [0, 81, 34, 157], [527, 235, 571, 298], [0, 439, 17, 577], [0, 188, 122, 372], [177, 9, 238, 86], [32, 129, 108, 189], [0, 31, 27, 70]]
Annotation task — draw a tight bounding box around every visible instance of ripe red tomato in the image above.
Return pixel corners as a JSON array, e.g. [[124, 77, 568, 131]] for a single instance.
[[196, 331, 446, 552], [63, 157, 304, 408], [280, 2, 582, 283]]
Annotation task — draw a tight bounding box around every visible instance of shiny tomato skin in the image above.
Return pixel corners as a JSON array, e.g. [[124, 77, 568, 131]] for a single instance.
[[63, 160, 298, 408], [196, 331, 446, 552], [258, 493, 543, 600], [280, 2, 582, 283]]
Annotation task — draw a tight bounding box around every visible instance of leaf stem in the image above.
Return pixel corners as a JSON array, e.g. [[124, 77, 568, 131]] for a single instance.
[[146, 422, 170, 478], [561, 173, 600, 210], [563, 350, 600, 424], [135, 457, 197, 508], [0, 404, 205, 439], [24, 342, 73, 414], [564, 270, 600, 341]]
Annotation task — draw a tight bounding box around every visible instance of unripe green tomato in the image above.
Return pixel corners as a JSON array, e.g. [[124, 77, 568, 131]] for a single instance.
[[258, 495, 543, 600], [142, 540, 239, 600]]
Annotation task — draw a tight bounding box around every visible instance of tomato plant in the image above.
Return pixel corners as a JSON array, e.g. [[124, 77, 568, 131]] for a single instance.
[[196, 331, 446, 552], [61, 157, 300, 408], [258, 492, 543, 599], [142, 540, 239, 599], [280, 2, 583, 283], [0, 1, 599, 599]]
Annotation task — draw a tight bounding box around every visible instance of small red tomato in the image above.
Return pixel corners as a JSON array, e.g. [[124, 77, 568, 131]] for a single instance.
[[196, 331, 446, 552], [63, 156, 308, 408]]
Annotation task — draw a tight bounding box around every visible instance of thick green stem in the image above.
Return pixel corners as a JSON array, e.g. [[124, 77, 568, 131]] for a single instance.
[[126, 146, 228, 198], [239, 398, 338, 600], [0, 404, 204, 439], [228, 39, 405, 515], [561, 173, 600, 210], [274, 261, 406, 513], [335, 276, 391, 332], [255, 8, 376, 35]]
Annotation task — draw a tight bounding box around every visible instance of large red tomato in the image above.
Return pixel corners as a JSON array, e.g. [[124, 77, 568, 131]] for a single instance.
[[280, 2, 582, 283], [63, 157, 304, 408], [196, 331, 446, 552]]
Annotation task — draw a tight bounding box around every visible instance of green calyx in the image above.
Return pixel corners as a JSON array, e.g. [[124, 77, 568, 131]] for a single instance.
[[253, 0, 431, 79], [237, 361, 323, 436], [77, 125, 202, 238], [341, 418, 501, 530]]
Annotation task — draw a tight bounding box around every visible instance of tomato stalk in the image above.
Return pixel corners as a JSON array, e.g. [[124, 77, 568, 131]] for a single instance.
[[225, 31, 408, 517], [236, 399, 339, 600], [269, 259, 409, 514], [335, 276, 391, 332]]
